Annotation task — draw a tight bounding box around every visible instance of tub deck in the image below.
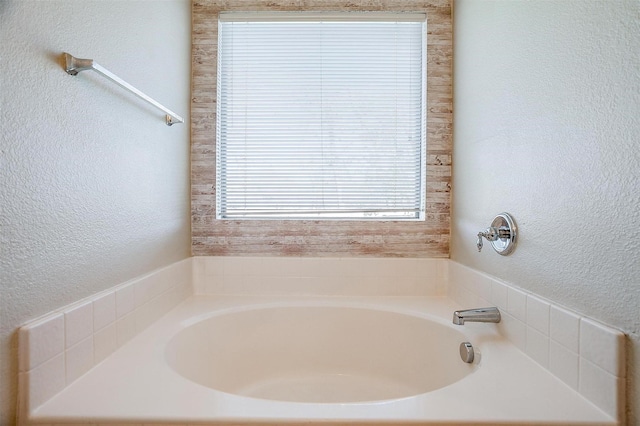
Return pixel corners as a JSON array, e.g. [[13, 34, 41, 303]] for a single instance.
[[29, 295, 615, 425]]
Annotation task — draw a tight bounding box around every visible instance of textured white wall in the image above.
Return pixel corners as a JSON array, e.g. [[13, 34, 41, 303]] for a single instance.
[[452, 0, 640, 423], [0, 1, 191, 423]]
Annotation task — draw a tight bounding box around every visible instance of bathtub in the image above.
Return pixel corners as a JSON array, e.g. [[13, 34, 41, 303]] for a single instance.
[[166, 305, 474, 404], [29, 295, 614, 425]]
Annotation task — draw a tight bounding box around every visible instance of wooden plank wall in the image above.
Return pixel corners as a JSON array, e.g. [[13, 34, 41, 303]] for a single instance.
[[192, 0, 452, 257]]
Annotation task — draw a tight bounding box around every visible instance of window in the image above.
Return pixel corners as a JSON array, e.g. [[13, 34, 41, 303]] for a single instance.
[[217, 13, 426, 220]]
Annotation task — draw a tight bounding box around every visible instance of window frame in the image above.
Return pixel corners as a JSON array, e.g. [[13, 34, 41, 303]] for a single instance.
[[216, 13, 428, 221]]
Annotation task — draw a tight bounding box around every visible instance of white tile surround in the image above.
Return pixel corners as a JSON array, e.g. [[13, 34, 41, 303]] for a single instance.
[[447, 261, 626, 422], [17, 259, 192, 423], [18, 257, 626, 425]]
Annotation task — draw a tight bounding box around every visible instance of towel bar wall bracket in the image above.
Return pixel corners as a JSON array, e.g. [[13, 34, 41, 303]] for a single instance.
[[63, 53, 184, 126]]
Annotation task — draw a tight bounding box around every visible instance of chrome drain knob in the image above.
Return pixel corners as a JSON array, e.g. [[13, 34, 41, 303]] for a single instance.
[[459, 342, 474, 363]]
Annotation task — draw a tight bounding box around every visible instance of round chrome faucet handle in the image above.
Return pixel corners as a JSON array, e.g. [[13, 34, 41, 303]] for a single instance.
[[477, 213, 518, 256]]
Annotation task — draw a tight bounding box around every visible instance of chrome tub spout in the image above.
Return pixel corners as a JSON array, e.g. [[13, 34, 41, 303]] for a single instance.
[[453, 307, 501, 325]]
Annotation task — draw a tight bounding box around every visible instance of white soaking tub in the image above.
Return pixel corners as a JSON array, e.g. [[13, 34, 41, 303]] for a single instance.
[[166, 306, 474, 403], [30, 295, 615, 425]]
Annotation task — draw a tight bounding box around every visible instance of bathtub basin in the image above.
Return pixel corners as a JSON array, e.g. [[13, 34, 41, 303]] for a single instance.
[[31, 295, 616, 425], [166, 306, 474, 403]]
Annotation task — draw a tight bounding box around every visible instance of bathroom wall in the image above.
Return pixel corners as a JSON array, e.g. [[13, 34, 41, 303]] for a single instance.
[[451, 1, 640, 424], [0, 1, 191, 424]]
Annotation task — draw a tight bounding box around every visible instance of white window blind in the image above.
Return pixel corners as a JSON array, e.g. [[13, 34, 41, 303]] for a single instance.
[[217, 13, 426, 220]]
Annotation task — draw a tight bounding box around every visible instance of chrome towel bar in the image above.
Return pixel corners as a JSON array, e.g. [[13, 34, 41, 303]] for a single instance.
[[63, 53, 184, 126]]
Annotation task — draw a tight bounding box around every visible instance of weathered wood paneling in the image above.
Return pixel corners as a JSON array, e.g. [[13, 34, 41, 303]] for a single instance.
[[192, 0, 452, 257]]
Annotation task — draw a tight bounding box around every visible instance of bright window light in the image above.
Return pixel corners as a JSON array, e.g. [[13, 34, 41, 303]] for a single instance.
[[217, 13, 426, 220]]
